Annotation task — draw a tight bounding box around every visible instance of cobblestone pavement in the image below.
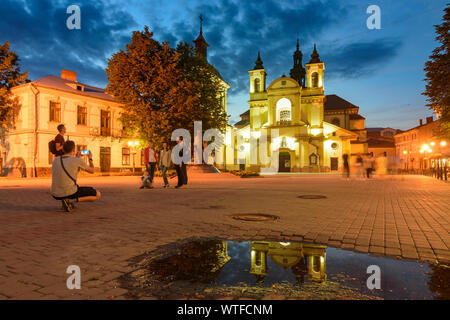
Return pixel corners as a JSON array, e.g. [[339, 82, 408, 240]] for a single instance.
[[0, 173, 449, 299]]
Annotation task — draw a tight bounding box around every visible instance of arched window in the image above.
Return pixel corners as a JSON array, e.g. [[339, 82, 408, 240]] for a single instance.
[[254, 78, 260, 93], [331, 118, 340, 127], [276, 98, 291, 122], [311, 72, 319, 88]]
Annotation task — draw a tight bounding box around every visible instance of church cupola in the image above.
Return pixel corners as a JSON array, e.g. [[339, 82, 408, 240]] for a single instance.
[[193, 15, 209, 60], [253, 51, 264, 70], [289, 38, 307, 87], [309, 43, 321, 63]]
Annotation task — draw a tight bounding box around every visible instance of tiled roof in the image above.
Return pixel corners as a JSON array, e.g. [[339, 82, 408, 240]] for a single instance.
[[349, 113, 365, 120], [234, 119, 250, 128], [367, 138, 395, 148], [27, 75, 116, 102], [324, 94, 358, 110]]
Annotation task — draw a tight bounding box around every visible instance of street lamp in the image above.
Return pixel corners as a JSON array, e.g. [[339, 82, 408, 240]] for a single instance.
[[128, 140, 140, 173]]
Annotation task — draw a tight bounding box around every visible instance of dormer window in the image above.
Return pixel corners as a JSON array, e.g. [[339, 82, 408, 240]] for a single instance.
[[76, 85, 83, 91]]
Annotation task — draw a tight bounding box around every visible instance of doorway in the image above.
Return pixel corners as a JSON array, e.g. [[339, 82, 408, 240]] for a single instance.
[[279, 152, 291, 172], [330, 157, 338, 171], [100, 147, 111, 172]]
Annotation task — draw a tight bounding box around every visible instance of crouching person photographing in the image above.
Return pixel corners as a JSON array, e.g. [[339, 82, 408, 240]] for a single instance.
[[51, 141, 101, 212]]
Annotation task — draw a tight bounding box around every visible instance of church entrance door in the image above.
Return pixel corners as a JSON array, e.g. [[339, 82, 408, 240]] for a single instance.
[[279, 152, 291, 172], [330, 157, 338, 171]]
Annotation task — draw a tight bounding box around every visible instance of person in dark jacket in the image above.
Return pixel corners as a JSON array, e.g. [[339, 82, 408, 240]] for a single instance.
[[175, 136, 187, 188], [54, 124, 66, 157]]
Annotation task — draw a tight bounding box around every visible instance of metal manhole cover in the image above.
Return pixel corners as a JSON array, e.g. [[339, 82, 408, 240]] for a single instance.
[[231, 213, 279, 221], [297, 195, 327, 199]]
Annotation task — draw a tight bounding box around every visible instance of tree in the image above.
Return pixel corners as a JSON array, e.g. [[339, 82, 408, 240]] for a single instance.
[[176, 42, 228, 132], [423, 4, 450, 139], [0, 41, 28, 128], [106, 27, 228, 148], [106, 27, 197, 147]]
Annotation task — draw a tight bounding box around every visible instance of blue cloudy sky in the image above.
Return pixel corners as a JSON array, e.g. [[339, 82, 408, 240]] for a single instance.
[[0, 0, 447, 129]]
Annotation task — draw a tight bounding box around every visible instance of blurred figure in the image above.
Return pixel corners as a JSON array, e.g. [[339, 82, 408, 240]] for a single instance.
[[376, 154, 388, 178], [363, 154, 375, 179], [342, 154, 350, 179], [355, 154, 364, 179]]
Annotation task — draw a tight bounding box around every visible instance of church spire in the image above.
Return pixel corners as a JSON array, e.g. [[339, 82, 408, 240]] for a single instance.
[[309, 43, 321, 63], [193, 14, 209, 60], [290, 38, 306, 87], [253, 51, 264, 70]]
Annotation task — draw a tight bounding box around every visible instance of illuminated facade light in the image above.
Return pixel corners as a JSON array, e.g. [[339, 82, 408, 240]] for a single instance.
[[403, 150, 407, 155], [427, 149, 432, 153], [252, 131, 261, 139], [311, 128, 321, 136], [441, 141, 447, 147], [430, 141, 436, 147]]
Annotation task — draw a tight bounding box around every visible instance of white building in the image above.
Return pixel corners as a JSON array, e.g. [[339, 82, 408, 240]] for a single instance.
[[0, 70, 144, 177]]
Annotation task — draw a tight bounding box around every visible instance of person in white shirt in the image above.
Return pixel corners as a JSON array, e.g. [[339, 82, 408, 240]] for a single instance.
[[51, 141, 101, 212]]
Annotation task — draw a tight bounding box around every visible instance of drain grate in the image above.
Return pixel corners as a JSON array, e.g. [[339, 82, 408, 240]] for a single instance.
[[297, 195, 327, 199], [231, 213, 279, 221]]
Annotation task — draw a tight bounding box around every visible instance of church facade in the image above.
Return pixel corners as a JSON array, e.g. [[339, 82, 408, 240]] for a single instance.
[[233, 41, 368, 172]]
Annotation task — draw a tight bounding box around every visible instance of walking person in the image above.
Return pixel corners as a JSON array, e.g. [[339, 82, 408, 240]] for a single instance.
[[51, 141, 101, 212], [159, 142, 171, 188], [143, 141, 158, 189], [175, 136, 186, 188], [342, 153, 350, 179]]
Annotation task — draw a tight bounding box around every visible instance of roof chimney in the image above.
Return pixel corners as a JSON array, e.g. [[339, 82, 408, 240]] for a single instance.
[[61, 70, 77, 82], [426, 116, 433, 124], [419, 119, 423, 126]]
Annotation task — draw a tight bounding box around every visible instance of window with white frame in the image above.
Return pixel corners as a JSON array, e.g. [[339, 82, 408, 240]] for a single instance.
[[276, 98, 291, 122]]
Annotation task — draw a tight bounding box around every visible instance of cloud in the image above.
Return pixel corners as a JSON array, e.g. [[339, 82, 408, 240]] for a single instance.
[[0, 0, 403, 96], [323, 38, 402, 79], [0, 0, 137, 86]]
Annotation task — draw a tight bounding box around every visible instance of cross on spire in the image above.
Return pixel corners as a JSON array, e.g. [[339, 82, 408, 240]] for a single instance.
[[194, 14, 209, 60]]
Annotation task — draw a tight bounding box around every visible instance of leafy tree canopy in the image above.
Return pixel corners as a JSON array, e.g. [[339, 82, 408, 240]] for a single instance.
[[423, 4, 450, 138], [0, 41, 28, 128]]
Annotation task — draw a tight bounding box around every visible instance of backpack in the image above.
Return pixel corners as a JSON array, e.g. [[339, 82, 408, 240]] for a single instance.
[[49, 140, 57, 155]]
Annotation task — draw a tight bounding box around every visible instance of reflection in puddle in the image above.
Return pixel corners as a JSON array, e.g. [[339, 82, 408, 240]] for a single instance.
[[120, 239, 449, 300]]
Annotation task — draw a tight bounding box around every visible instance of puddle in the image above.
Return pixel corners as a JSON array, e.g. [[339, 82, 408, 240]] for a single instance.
[[120, 239, 450, 300]]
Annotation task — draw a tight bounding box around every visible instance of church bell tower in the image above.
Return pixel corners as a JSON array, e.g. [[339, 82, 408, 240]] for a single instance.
[[193, 15, 209, 60], [249, 51, 267, 98], [305, 44, 325, 91]]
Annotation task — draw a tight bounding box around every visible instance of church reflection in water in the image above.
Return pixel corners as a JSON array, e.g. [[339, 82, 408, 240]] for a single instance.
[[145, 239, 327, 285], [249, 241, 327, 283]]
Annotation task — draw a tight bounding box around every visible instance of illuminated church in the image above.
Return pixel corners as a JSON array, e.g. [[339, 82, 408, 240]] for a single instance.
[[232, 40, 368, 172]]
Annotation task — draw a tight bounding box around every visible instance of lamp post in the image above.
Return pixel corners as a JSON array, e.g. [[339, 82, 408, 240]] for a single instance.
[[128, 140, 140, 173]]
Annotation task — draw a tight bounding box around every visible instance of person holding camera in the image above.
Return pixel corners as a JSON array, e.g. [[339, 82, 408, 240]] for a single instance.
[[51, 141, 101, 212]]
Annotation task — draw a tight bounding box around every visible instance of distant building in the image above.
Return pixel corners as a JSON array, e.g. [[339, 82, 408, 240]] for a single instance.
[[394, 117, 449, 171], [367, 127, 402, 157]]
